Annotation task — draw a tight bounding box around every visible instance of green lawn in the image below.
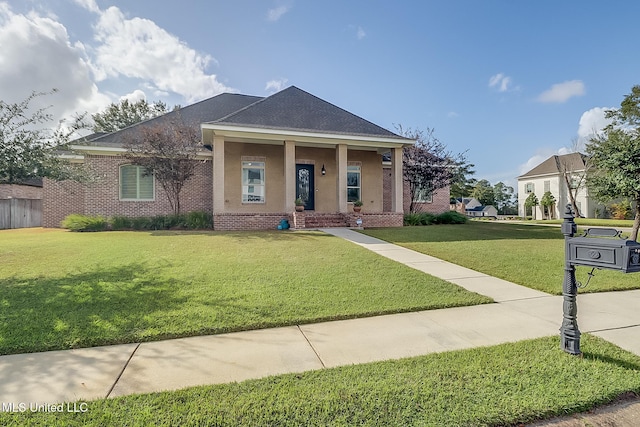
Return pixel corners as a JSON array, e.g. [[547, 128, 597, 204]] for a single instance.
[[362, 221, 640, 294], [0, 228, 490, 355], [3, 335, 640, 426]]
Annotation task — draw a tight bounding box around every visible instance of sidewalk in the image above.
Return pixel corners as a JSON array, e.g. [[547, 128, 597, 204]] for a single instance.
[[2, 228, 640, 423]]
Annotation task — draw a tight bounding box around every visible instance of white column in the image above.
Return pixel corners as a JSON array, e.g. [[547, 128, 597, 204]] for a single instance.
[[284, 140, 296, 211], [391, 147, 403, 213], [213, 135, 225, 214], [336, 144, 348, 213]]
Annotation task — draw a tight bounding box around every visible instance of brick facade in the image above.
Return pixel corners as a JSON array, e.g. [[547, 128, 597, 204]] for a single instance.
[[0, 184, 43, 200], [214, 213, 291, 231], [43, 155, 212, 227], [382, 166, 451, 214]]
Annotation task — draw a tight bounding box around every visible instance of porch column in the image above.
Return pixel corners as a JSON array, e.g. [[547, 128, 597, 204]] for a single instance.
[[390, 147, 403, 213], [336, 144, 348, 213], [284, 140, 296, 211], [213, 135, 225, 214]]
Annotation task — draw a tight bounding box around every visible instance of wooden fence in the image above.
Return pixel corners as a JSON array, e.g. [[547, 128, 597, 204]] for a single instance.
[[0, 199, 42, 229]]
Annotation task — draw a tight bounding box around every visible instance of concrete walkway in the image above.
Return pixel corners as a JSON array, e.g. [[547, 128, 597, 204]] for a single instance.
[[2, 229, 640, 420]]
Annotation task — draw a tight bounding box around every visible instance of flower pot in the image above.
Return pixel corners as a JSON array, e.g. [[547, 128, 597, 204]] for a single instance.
[[353, 206, 362, 213], [295, 205, 304, 212]]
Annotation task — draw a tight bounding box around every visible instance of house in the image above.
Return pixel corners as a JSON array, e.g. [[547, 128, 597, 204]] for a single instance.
[[43, 86, 419, 230], [452, 197, 498, 218], [517, 152, 602, 219], [0, 178, 43, 200]]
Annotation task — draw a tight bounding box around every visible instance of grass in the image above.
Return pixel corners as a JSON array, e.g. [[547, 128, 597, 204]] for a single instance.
[[3, 335, 640, 426], [362, 221, 640, 294], [0, 228, 490, 355], [530, 218, 636, 228]]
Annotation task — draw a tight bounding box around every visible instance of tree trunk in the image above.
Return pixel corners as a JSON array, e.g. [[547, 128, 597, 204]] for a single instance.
[[631, 198, 640, 242]]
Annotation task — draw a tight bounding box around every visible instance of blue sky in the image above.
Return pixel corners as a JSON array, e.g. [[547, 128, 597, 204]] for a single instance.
[[2, 1, 638, 188]]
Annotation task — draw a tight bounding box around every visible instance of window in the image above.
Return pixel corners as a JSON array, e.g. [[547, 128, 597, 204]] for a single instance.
[[120, 165, 154, 200], [242, 161, 265, 203], [544, 180, 550, 193], [347, 165, 361, 202], [525, 183, 534, 194], [415, 185, 433, 203]]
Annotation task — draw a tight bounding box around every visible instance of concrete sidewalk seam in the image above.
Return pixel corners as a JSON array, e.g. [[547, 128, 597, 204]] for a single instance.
[[105, 343, 140, 399], [586, 323, 640, 333], [297, 325, 326, 368]]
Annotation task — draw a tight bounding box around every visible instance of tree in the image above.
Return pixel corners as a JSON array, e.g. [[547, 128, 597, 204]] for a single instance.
[[396, 125, 470, 213], [92, 99, 168, 133], [493, 182, 515, 214], [524, 193, 539, 218], [449, 158, 476, 200], [471, 179, 495, 206], [586, 85, 640, 240], [123, 116, 202, 215], [0, 90, 86, 184], [540, 191, 557, 220], [556, 141, 590, 218]]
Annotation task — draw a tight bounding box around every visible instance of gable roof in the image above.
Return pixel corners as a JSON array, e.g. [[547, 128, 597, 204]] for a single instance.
[[518, 152, 587, 179], [81, 93, 263, 147], [209, 86, 405, 140]]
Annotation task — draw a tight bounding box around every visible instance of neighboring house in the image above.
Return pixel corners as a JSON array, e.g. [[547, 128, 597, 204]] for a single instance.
[[452, 197, 497, 217], [517, 152, 602, 219], [0, 178, 43, 200], [44, 86, 416, 230]]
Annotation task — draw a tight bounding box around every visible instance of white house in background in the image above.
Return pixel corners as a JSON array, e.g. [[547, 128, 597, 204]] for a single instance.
[[452, 197, 498, 218], [517, 152, 602, 219]]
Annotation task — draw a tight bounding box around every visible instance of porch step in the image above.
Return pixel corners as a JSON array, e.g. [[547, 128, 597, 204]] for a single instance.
[[303, 213, 348, 228]]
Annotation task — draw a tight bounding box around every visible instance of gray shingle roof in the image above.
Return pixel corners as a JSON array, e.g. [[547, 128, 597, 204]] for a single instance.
[[81, 93, 263, 146], [518, 152, 587, 178], [211, 86, 406, 140]]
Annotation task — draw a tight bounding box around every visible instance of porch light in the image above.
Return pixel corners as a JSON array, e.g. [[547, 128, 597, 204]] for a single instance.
[[321, 164, 326, 175]]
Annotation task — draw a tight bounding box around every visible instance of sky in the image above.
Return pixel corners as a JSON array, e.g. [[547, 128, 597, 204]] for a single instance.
[[1, 0, 638, 188]]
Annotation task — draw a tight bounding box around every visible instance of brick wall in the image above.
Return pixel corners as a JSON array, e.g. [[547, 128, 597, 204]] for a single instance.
[[382, 167, 451, 214], [43, 155, 213, 227], [348, 212, 403, 228], [43, 179, 86, 227], [0, 184, 43, 200], [214, 213, 290, 231]]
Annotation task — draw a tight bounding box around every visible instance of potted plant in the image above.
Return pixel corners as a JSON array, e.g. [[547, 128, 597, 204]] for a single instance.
[[353, 200, 363, 213], [295, 197, 305, 212]]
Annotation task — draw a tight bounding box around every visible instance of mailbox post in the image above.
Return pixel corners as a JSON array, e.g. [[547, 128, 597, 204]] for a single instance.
[[560, 204, 640, 355], [560, 205, 580, 355]]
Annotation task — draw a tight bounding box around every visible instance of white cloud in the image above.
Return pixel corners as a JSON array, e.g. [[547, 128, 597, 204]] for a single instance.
[[267, 5, 290, 22], [536, 80, 585, 103], [265, 78, 288, 93], [577, 107, 611, 140], [90, 6, 233, 103], [72, 0, 100, 14], [447, 111, 459, 118], [121, 89, 147, 103], [356, 26, 366, 40], [488, 73, 512, 92], [518, 148, 559, 176], [0, 4, 109, 122]]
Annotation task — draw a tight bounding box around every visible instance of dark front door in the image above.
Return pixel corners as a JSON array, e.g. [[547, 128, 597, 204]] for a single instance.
[[296, 164, 315, 210]]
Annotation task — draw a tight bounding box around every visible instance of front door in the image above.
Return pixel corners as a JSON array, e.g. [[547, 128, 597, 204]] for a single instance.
[[296, 164, 315, 210]]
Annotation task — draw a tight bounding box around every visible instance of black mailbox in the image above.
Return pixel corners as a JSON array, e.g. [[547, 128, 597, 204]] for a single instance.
[[567, 228, 640, 273]]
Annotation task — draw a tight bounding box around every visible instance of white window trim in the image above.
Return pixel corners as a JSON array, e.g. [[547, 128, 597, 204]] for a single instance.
[[241, 159, 266, 204], [347, 164, 361, 203], [119, 164, 155, 201]]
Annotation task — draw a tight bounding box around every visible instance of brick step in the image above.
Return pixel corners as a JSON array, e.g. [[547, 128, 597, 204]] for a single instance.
[[303, 213, 348, 228]]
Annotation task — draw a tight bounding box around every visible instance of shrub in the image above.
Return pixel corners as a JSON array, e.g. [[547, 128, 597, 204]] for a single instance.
[[186, 211, 213, 229], [131, 216, 153, 230], [61, 214, 108, 232], [404, 212, 438, 226], [434, 211, 468, 224], [110, 216, 132, 230]]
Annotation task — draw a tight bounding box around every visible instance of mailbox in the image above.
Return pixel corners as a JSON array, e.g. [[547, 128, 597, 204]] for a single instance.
[[567, 228, 640, 273]]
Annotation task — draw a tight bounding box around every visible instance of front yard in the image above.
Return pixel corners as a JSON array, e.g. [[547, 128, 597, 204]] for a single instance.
[[362, 221, 640, 294], [0, 228, 489, 356]]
